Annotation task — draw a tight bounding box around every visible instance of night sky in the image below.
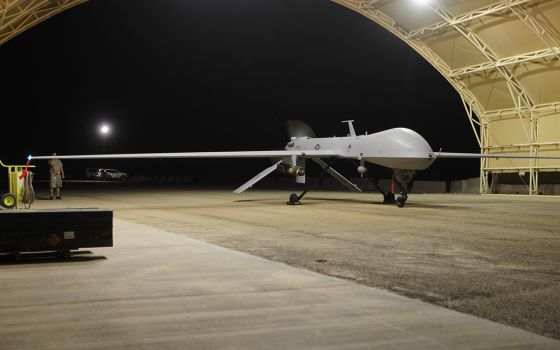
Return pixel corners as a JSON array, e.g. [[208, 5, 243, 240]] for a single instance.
[[1, 0, 479, 183]]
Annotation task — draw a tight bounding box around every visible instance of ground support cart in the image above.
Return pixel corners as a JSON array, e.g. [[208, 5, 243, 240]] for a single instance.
[[0, 160, 34, 209]]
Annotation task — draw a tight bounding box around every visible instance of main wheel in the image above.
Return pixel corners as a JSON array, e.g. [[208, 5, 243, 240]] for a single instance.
[[287, 193, 300, 205], [1, 193, 16, 209], [383, 192, 396, 204], [396, 196, 406, 208]]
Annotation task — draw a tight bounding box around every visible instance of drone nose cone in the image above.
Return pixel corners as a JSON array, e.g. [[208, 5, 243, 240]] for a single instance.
[[363, 128, 435, 170], [390, 128, 433, 154]]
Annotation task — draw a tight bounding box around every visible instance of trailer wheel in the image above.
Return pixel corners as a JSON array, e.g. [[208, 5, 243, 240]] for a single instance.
[[1, 193, 16, 209]]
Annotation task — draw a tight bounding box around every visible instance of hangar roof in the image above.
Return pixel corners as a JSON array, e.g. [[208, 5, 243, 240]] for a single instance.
[[0, 0, 86, 46], [332, 0, 560, 123]]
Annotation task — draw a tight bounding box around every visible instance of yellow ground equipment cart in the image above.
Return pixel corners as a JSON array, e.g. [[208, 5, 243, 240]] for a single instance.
[[0, 160, 35, 209]]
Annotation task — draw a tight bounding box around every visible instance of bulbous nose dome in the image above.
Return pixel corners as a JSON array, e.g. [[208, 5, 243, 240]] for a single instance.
[[383, 128, 433, 155], [364, 128, 435, 170]]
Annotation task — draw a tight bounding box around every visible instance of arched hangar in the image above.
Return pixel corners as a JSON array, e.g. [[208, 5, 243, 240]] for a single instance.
[[2, 0, 560, 194]]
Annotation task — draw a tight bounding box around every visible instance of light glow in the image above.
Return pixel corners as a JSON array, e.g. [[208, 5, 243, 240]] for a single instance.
[[412, 0, 431, 5], [100, 125, 110, 134]]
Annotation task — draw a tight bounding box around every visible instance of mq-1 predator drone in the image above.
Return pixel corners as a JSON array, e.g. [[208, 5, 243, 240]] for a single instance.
[[31, 121, 560, 207]]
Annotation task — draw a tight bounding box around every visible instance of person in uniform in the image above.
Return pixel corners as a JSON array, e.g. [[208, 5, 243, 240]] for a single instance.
[[48, 153, 64, 200]]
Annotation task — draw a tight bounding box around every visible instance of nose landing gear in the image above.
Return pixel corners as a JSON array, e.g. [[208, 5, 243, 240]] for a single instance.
[[368, 174, 411, 208], [287, 193, 301, 205], [396, 192, 408, 208]]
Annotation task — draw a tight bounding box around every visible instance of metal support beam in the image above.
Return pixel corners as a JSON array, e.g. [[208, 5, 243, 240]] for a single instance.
[[485, 102, 560, 120], [408, 0, 534, 39], [460, 94, 482, 146], [449, 47, 560, 77], [480, 123, 490, 194], [529, 114, 539, 194], [0, 0, 87, 46]]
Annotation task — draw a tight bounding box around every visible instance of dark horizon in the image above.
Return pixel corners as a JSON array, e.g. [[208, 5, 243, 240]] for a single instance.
[[1, 0, 479, 183]]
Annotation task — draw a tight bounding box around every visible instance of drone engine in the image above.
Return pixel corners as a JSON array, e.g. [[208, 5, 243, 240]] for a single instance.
[[277, 163, 305, 176]]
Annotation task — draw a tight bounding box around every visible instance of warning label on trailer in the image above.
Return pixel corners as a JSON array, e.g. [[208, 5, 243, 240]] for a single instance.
[[48, 233, 61, 247]]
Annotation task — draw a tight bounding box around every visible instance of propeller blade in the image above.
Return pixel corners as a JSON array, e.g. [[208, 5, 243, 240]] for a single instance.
[[286, 120, 317, 138]]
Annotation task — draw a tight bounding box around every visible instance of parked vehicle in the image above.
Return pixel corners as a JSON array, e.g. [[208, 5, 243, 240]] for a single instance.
[[86, 168, 103, 179], [95, 169, 129, 181]]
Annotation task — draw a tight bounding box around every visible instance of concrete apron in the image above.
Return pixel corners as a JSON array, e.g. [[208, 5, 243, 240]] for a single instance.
[[0, 219, 558, 350]]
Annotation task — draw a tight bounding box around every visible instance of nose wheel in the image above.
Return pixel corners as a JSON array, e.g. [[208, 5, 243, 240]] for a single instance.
[[396, 192, 408, 208], [383, 192, 396, 204], [287, 193, 301, 205]]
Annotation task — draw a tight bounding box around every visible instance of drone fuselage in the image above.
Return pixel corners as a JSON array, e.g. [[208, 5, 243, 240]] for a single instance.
[[286, 127, 436, 171]]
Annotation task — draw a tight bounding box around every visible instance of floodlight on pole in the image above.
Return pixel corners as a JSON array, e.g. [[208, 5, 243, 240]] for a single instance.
[[100, 125, 110, 135], [99, 124, 111, 161]]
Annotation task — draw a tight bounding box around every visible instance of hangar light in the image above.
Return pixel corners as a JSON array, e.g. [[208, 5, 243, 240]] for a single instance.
[[412, 0, 431, 5], [100, 125, 110, 135]]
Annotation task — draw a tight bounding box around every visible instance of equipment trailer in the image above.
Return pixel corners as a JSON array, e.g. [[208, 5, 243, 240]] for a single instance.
[[0, 209, 113, 262]]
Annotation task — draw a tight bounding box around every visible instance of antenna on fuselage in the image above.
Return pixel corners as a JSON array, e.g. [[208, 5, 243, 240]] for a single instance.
[[341, 120, 356, 137]]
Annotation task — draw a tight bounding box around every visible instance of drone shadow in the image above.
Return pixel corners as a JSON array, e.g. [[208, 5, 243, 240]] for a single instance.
[[306, 197, 455, 209], [234, 199, 279, 203], [235, 196, 455, 209]]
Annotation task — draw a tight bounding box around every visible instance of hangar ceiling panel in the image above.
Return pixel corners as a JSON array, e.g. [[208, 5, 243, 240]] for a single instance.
[[461, 72, 514, 111], [423, 29, 489, 69], [515, 60, 560, 105], [470, 14, 547, 58], [538, 111, 560, 142]]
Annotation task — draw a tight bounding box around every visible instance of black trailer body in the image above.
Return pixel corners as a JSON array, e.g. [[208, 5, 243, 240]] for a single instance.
[[0, 209, 112, 254]]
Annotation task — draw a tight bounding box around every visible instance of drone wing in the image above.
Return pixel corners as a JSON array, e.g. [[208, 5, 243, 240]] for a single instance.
[[431, 152, 560, 159], [30, 150, 336, 160]]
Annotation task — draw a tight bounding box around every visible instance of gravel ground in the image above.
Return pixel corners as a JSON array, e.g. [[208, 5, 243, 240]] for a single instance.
[[34, 186, 560, 340]]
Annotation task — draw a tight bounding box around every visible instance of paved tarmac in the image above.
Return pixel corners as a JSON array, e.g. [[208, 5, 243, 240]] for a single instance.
[[59, 188, 558, 337], [1, 217, 558, 349]]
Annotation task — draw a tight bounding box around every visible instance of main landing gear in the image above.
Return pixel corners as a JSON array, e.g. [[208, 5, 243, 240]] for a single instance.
[[287, 160, 336, 205], [396, 192, 408, 208], [368, 176, 409, 208]]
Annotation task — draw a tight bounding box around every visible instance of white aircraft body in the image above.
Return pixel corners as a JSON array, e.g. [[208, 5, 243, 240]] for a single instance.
[[31, 121, 560, 207]]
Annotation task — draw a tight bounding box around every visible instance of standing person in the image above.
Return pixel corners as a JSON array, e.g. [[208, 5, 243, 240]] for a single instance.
[[48, 153, 64, 200]]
